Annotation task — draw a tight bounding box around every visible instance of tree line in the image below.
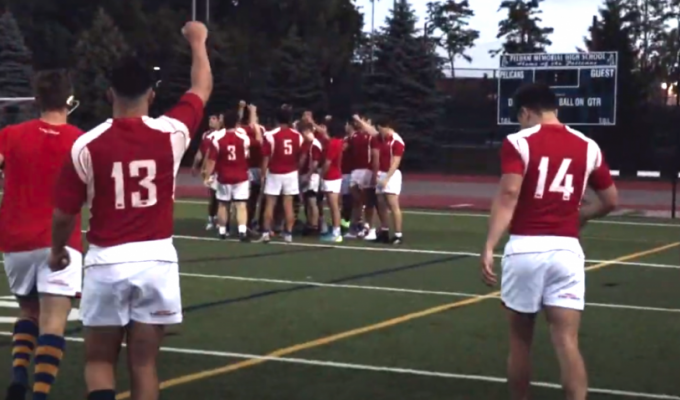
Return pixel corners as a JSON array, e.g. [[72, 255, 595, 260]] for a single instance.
[[0, 0, 678, 170]]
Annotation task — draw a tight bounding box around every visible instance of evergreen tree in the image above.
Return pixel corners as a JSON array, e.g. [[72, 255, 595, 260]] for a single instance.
[[490, 0, 554, 56], [263, 27, 326, 116], [0, 12, 33, 98], [426, 0, 479, 74], [73, 7, 130, 127], [362, 0, 443, 157]]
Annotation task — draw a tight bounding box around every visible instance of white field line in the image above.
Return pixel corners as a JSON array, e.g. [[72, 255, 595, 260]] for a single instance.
[[174, 199, 680, 228], [177, 272, 680, 314], [0, 332, 675, 399], [171, 233, 680, 270]]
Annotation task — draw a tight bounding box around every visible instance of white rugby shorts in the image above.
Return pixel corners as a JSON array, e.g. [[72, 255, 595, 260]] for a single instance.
[[3, 247, 82, 297], [216, 180, 250, 202], [80, 261, 182, 327], [341, 174, 351, 195], [501, 250, 585, 314], [350, 169, 373, 189], [376, 170, 402, 195], [323, 178, 342, 194], [264, 171, 299, 196], [300, 173, 320, 193]]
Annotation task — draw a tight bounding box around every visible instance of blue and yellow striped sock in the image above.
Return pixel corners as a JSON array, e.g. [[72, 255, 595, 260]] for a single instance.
[[32, 334, 65, 400], [10, 319, 39, 387]]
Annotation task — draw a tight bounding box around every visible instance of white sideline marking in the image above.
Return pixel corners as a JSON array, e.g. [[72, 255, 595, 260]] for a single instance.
[[0, 332, 675, 399], [174, 199, 680, 228], [178, 272, 680, 313], [171, 234, 680, 269]]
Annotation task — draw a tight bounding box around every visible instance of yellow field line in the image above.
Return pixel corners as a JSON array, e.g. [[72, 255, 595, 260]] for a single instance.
[[115, 241, 680, 399]]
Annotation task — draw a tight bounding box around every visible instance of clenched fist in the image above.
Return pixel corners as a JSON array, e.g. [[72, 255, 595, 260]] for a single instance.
[[182, 21, 208, 45]]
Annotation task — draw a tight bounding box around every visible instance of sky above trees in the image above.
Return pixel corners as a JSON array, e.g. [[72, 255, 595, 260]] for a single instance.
[[356, 0, 604, 70]]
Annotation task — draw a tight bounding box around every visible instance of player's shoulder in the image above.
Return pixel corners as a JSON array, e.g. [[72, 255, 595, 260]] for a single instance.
[[505, 124, 544, 143], [311, 138, 323, 149], [392, 132, 404, 144], [72, 120, 114, 151], [265, 127, 281, 136]]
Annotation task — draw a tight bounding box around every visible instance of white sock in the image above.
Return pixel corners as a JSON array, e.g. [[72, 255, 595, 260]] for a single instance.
[[218, 226, 226, 235], [238, 225, 247, 234], [333, 227, 340, 236], [395, 232, 402, 238]]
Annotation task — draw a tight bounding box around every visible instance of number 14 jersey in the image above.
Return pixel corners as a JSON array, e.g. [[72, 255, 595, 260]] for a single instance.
[[501, 124, 614, 239], [55, 93, 204, 266]]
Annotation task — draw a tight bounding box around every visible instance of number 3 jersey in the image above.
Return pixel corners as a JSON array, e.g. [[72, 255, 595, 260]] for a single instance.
[[501, 124, 614, 254], [55, 93, 204, 266], [208, 128, 251, 184]]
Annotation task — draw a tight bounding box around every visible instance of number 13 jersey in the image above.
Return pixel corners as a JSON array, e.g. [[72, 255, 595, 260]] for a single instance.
[[501, 124, 614, 243], [55, 93, 204, 266]]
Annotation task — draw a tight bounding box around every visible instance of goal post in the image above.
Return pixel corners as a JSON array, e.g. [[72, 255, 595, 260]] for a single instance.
[[0, 96, 37, 128]]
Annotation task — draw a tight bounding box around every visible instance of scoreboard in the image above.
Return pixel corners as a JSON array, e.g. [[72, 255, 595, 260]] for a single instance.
[[497, 52, 618, 126]]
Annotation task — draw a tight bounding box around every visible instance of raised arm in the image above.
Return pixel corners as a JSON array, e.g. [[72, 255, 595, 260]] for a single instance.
[[353, 115, 378, 136], [183, 22, 213, 105]]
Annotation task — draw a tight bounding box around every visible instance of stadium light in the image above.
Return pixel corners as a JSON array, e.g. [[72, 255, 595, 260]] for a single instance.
[[662, 82, 668, 90], [154, 66, 161, 71]]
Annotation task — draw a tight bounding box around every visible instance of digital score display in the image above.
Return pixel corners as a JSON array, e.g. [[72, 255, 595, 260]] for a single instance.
[[497, 52, 618, 126]]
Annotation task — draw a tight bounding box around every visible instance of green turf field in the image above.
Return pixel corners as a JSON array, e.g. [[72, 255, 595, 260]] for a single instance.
[[0, 200, 679, 399]]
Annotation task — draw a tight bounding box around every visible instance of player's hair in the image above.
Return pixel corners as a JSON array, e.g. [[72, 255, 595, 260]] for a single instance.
[[222, 110, 240, 128], [276, 107, 293, 125], [512, 83, 558, 114], [109, 56, 154, 99], [373, 116, 394, 129], [328, 119, 345, 138], [297, 120, 314, 133], [33, 69, 73, 112]]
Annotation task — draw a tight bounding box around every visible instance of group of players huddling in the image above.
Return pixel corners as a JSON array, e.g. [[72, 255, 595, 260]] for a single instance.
[[0, 19, 619, 400], [192, 104, 405, 245]]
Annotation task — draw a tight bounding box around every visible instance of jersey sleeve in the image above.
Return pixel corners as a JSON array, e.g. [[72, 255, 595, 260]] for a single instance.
[[588, 148, 614, 191], [54, 143, 89, 215], [500, 138, 525, 175], [392, 140, 405, 157], [162, 93, 205, 138]]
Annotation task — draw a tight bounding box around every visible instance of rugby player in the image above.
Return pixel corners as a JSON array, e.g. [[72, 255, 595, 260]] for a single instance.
[[346, 115, 376, 239], [260, 107, 304, 243], [481, 83, 617, 400], [320, 120, 346, 242], [50, 21, 211, 400], [203, 110, 251, 241], [1, 70, 83, 400], [240, 104, 264, 231], [298, 122, 323, 234], [192, 114, 221, 230]]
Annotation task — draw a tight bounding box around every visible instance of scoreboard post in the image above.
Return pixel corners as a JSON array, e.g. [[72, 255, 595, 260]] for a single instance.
[[497, 52, 618, 126]]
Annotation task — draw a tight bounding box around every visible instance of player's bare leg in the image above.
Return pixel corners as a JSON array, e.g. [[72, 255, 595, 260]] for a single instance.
[[234, 201, 249, 242], [305, 194, 319, 233], [506, 310, 536, 400], [372, 193, 391, 243], [545, 307, 588, 400], [216, 201, 230, 239], [385, 194, 403, 244], [363, 189, 380, 240], [322, 192, 342, 242], [126, 323, 164, 400], [247, 184, 261, 231], [206, 189, 218, 230], [30, 294, 72, 400], [5, 298, 40, 400], [316, 192, 327, 234], [282, 195, 295, 242], [84, 327, 125, 400], [260, 195, 277, 243]]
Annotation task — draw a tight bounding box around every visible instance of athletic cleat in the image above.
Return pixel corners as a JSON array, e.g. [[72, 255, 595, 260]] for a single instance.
[[340, 219, 351, 229], [344, 230, 358, 239], [219, 233, 227, 240], [363, 229, 377, 241], [376, 230, 390, 243], [4, 383, 27, 400], [390, 236, 403, 245], [205, 221, 215, 231], [282, 233, 293, 243], [239, 233, 250, 243]]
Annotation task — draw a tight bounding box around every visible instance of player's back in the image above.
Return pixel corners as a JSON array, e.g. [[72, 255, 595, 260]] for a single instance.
[[505, 124, 608, 239], [215, 128, 250, 183], [74, 115, 190, 256], [0, 119, 82, 252], [265, 127, 303, 174]]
